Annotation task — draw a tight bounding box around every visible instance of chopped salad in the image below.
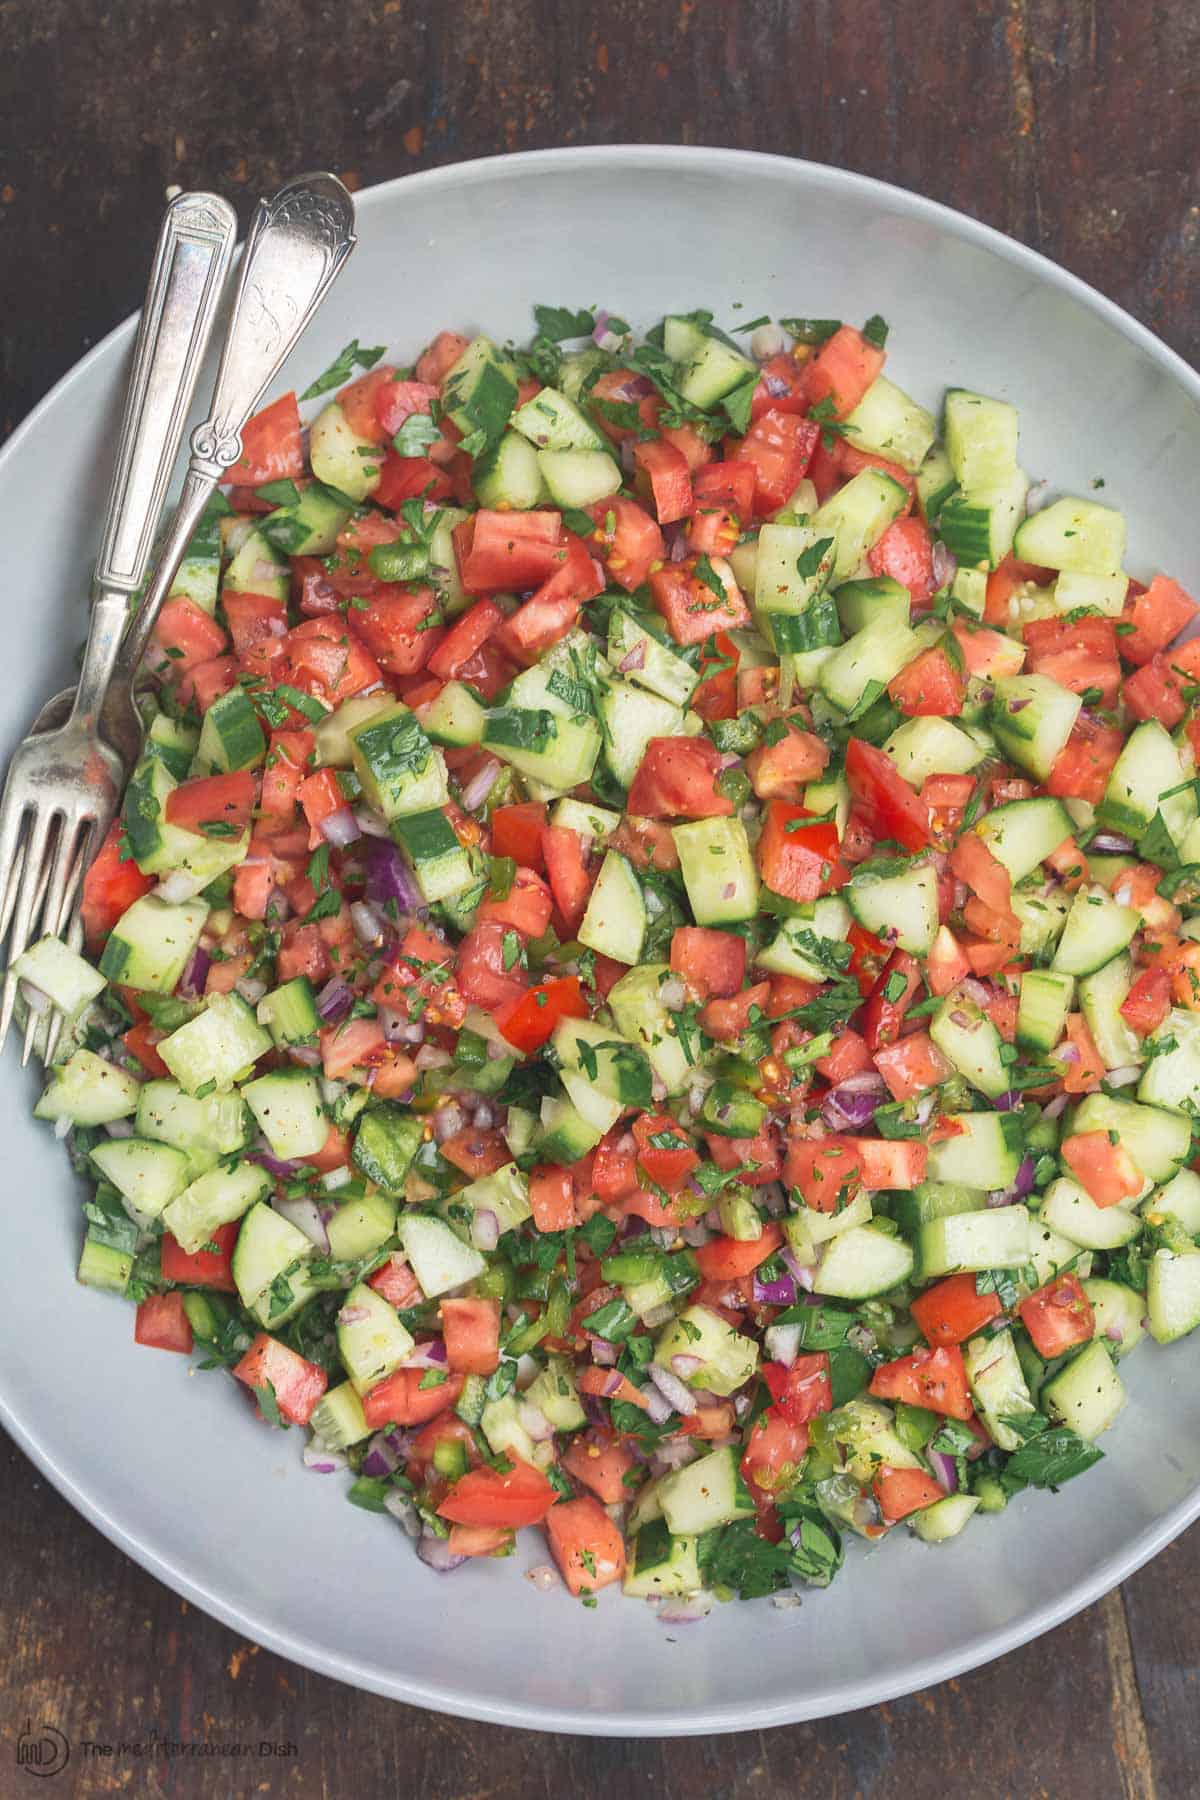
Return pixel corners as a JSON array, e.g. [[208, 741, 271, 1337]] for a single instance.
[[19, 300, 1200, 1610]]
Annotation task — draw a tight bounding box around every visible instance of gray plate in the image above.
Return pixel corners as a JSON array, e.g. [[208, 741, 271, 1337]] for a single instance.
[[2, 147, 1199, 1736]]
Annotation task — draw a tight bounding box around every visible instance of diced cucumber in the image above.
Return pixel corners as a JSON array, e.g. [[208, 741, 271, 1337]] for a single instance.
[[34, 1048, 140, 1126], [975, 797, 1074, 884], [325, 1192, 397, 1263], [943, 389, 1019, 489], [916, 1207, 1032, 1278], [1070, 1093, 1190, 1183], [230, 1198, 314, 1312], [607, 963, 696, 1096], [1050, 883, 1139, 978], [158, 991, 272, 1095], [1081, 1278, 1146, 1358], [13, 934, 106, 1017], [417, 680, 487, 749], [1017, 969, 1076, 1054], [511, 384, 606, 452], [812, 470, 909, 583], [241, 1070, 328, 1159], [97, 895, 209, 995], [1014, 496, 1127, 574], [623, 1524, 705, 1599], [804, 1190, 874, 1248], [653, 1304, 759, 1397], [1040, 1178, 1141, 1250], [950, 566, 987, 617], [1146, 1248, 1200, 1343], [606, 609, 698, 707], [349, 704, 448, 821], [916, 444, 958, 523], [222, 525, 289, 602], [390, 809, 476, 904], [815, 1225, 914, 1298], [89, 1137, 190, 1223], [673, 817, 759, 924], [455, 1162, 532, 1234], [821, 1397, 923, 1482], [911, 1493, 981, 1543], [990, 674, 1081, 781], [147, 712, 200, 780], [523, 1356, 587, 1432], [1028, 1218, 1090, 1287], [136, 1079, 250, 1174], [441, 335, 520, 446], [553, 1016, 652, 1109], [352, 1104, 425, 1194], [843, 376, 936, 474], [336, 1282, 416, 1395], [471, 429, 547, 509], [890, 1182, 986, 1233], [537, 1094, 604, 1163], [1137, 1008, 1200, 1115], [963, 1329, 1035, 1449], [1100, 719, 1191, 843], [259, 977, 319, 1050], [1009, 887, 1071, 958], [755, 898, 851, 981], [195, 686, 267, 775], [658, 1446, 756, 1535], [847, 861, 939, 955], [929, 994, 1009, 1097], [1042, 1339, 1124, 1438], [1054, 570, 1129, 616], [310, 1382, 371, 1451], [882, 715, 984, 787], [260, 480, 351, 558], [483, 704, 601, 795], [938, 470, 1028, 569], [308, 401, 381, 502], [835, 575, 909, 635], [754, 521, 837, 629], [78, 1239, 133, 1294], [599, 679, 684, 789], [1148, 1167, 1200, 1234], [168, 491, 227, 613], [819, 612, 919, 717], [1077, 953, 1141, 1070], [550, 796, 622, 843], [537, 447, 621, 508], [164, 1160, 271, 1257], [398, 1213, 487, 1298], [926, 1111, 1023, 1189], [674, 333, 756, 410]]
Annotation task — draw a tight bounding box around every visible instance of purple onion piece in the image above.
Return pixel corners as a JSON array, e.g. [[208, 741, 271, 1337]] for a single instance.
[[365, 835, 424, 912], [315, 976, 353, 1023], [927, 1448, 959, 1493], [416, 1532, 468, 1573], [752, 1268, 798, 1307]]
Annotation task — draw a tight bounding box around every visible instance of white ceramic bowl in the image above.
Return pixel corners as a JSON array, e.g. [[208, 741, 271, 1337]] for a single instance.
[[3, 147, 1200, 1736]]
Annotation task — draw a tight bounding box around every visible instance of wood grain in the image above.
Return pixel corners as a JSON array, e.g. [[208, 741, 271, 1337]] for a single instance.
[[1, 0, 1198, 1789]]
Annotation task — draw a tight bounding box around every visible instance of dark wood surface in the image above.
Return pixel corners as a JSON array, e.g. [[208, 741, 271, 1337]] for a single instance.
[[2, 1, 1199, 1791]]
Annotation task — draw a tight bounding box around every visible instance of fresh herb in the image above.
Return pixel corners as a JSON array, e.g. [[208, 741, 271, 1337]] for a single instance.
[[300, 339, 386, 400], [392, 412, 442, 457], [533, 304, 596, 341], [780, 317, 841, 344], [796, 536, 835, 580], [1003, 1415, 1105, 1488], [862, 314, 889, 349]]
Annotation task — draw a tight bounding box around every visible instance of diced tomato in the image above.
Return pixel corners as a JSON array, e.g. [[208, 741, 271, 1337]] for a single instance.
[[134, 1292, 194, 1355], [845, 737, 932, 852], [691, 628, 739, 722], [80, 823, 154, 948], [756, 802, 841, 902], [439, 1129, 512, 1179], [529, 1165, 576, 1232], [585, 495, 664, 592], [699, 979, 771, 1043], [951, 619, 1027, 680], [164, 771, 255, 840], [371, 449, 453, 510], [347, 586, 443, 676], [1018, 1272, 1097, 1360], [455, 919, 528, 1011], [496, 976, 588, 1054], [490, 802, 546, 871], [873, 1030, 953, 1101], [704, 1123, 783, 1185], [834, 440, 915, 502], [847, 1136, 927, 1190], [950, 830, 1013, 914], [296, 767, 345, 837], [869, 516, 936, 606], [1118, 574, 1198, 665], [588, 368, 659, 442], [751, 353, 811, 420], [745, 724, 830, 800], [427, 597, 501, 679], [784, 1136, 862, 1214], [375, 377, 441, 438], [861, 950, 922, 1052], [223, 590, 288, 662], [576, 1365, 653, 1412], [813, 1028, 873, 1084], [984, 554, 1053, 628], [1120, 967, 1172, 1037], [911, 1272, 1004, 1347], [477, 866, 554, 941], [445, 1524, 512, 1559], [648, 558, 751, 646], [1046, 714, 1125, 805], [1060, 1131, 1144, 1208], [1060, 1013, 1105, 1093], [631, 1113, 700, 1192], [320, 1016, 395, 1082], [803, 325, 886, 420], [924, 925, 971, 999], [540, 825, 593, 932], [888, 643, 964, 715], [148, 596, 228, 676], [160, 1221, 239, 1292], [417, 330, 471, 386], [363, 1367, 464, 1429], [634, 437, 694, 524], [737, 410, 820, 514], [1123, 651, 1193, 727], [560, 1433, 636, 1505], [869, 1345, 972, 1418], [461, 509, 564, 592], [367, 1253, 423, 1310], [335, 366, 398, 442], [225, 392, 304, 485], [544, 1495, 625, 1594], [670, 926, 746, 999], [1024, 615, 1121, 706], [873, 1466, 944, 1525], [439, 1297, 501, 1376], [692, 458, 756, 522], [233, 1333, 327, 1426], [592, 1131, 639, 1201], [761, 1352, 833, 1424], [693, 1224, 783, 1282], [740, 1409, 811, 1493], [627, 735, 733, 819], [280, 616, 382, 705]]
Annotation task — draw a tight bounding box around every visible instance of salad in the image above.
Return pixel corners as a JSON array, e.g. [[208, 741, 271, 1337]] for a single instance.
[[18, 300, 1200, 1612]]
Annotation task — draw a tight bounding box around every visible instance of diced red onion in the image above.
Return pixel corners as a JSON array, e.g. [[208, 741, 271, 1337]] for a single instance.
[[640, 1302, 677, 1330], [53, 1115, 73, 1140], [471, 1207, 500, 1252], [618, 640, 647, 673], [590, 1337, 620, 1366], [752, 320, 787, 361], [1057, 1041, 1080, 1064], [320, 806, 361, 848], [643, 1385, 674, 1425], [379, 1004, 424, 1045], [433, 1101, 466, 1144], [235, 975, 268, 1006], [1088, 830, 1135, 855], [103, 1117, 135, 1139], [179, 946, 211, 999], [1008, 697, 1032, 714], [399, 1339, 448, 1370], [273, 1195, 331, 1253], [361, 1432, 401, 1478], [663, 522, 688, 562], [670, 1353, 702, 1380], [386, 1491, 421, 1536], [988, 1155, 1036, 1208], [927, 1448, 959, 1494], [365, 836, 423, 911], [354, 806, 392, 838], [821, 1071, 887, 1132], [157, 869, 205, 904], [681, 1220, 711, 1249], [780, 1246, 816, 1290], [526, 1563, 560, 1590], [302, 1443, 347, 1474], [287, 1043, 322, 1068], [647, 1363, 698, 1416], [764, 1321, 803, 1365], [517, 1400, 556, 1441], [1105, 1065, 1141, 1087], [619, 436, 637, 475], [1043, 1092, 1071, 1120], [337, 1304, 369, 1327], [461, 758, 502, 813], [654, 1594, 713, 1624], [351, 899, 388, 945], [265, 887, 292, 922], [931, 541, 958, 590], [1106, 1323, 1125, 1344], [20, 980, 51, 1015], [315, 976, 353, 1022], [753, 1266, 798, 1306], [415, 1044, 452, 1070], [651, 1436, 699, 1472], [417, 1532, 467, 1573], [992, 1090, 1019, 1112]]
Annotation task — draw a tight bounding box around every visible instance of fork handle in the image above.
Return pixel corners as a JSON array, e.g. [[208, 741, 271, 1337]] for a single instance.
[[113, 172, 357, 682]]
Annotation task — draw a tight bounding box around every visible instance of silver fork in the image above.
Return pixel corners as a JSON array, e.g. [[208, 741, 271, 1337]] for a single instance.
[[0, 190, 237, 1063], [1, 172, 358, 1063]]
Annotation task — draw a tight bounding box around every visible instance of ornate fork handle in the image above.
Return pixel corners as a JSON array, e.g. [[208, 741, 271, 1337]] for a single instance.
[[115, 172, 357, 679]]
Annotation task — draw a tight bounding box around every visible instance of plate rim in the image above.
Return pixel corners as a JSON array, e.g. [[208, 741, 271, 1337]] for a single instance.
[[3, 142, 1199, 1737]]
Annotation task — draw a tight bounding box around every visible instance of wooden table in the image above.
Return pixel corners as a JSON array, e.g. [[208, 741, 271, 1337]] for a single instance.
[[2, 2, 1199, 1791]]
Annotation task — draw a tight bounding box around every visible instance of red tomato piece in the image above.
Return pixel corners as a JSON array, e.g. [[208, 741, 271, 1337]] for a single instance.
[[81, 823, 154, 948], [670, 925, 746, 999], [784, 1137, 863, 1214], [737, 410, 820, 514], [888, 644, 964, 715], [496, 976, 588, 1053], [160, 1221, 239, 1292], [439, 1297, 501, 1376], [983, 554, 1053, 627], [437, 1457, 559, 1529], [439, 1129, 512, 1179], [1046, 714, 1125, 805], [477, 865, 554, 940], [699, 980, 771, 1043], [756, 802, 841, 902], [1060, 1131, 1144, 1208], [1061, 1013, 1106, 1094], [1120, 967, 1172, 1038], [1024, 615, 1121, 706], [632, 1113, 700, 1193], [375, 377, 441, 437], [427, 596, 501, 679], [148, 596, 228, 676], [347, 586, 443, 676], [744, 724, 829, 800], [164, 771, 255, 839], [873, 1466, 944, 1525], [750, 353, 811, 420], [529, 1165, 576, 1232], [417, 330, 471, 386], [847, 1136, 927, 1190], [627, 736, 734, 819], [761, 1352, 833, 1423], [705, 1124, 783, 1185], [860, 949, 923, 1051], [869, 1345, 973, 1419], [490, 802, 546, 871], [134, 1292, 194, 1354], [873, 1030, 953, 1101], [950, 831, 1014, 914], [461, 509, 564, 592], [541, 825, 593, 931], [588, 369, 659, 442], [585, 495, 664, 592], [363, 1367, 464, 1429], [911, 1272, 1004, 1347], [560, 1434, 636, 1506], [1018, 1272, 1097, 1360], [740, 1409, 811, 1494], [1117, 574, 1198, 666], [544, 1496, 626, 1594], [367, 1253, 422, 1310], [634, 437, 694, 524], [452, 920, 526, 1012], [224, 392, 304, 485], [648, 559, 751, 646], [803, 325, 887, 419], [233, 1333, 328, 1426], [845, 737, 933, 852], [868, 516, 936, 605], [835, 440, 915, 504]]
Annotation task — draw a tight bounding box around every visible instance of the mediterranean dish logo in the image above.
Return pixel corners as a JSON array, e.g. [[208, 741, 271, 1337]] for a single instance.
[[15, 1722, 69, 1778]]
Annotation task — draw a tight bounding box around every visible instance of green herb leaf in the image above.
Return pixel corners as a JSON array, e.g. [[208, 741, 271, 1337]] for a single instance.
[[300, 339, 386, 401]]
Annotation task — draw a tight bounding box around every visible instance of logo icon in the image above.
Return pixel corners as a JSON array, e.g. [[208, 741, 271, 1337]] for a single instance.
[[16, 1722, 69, 1779]]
